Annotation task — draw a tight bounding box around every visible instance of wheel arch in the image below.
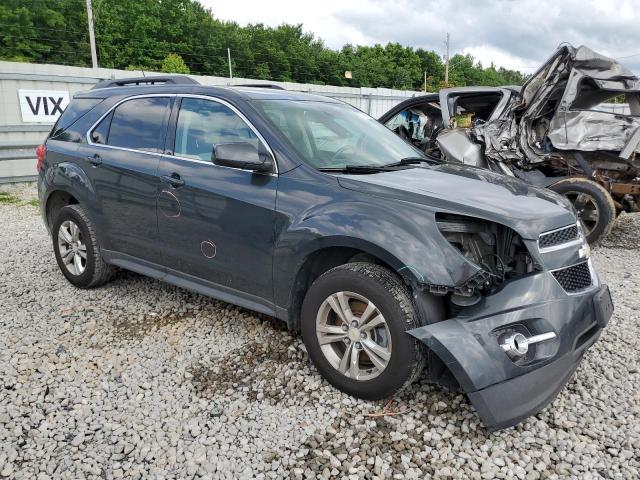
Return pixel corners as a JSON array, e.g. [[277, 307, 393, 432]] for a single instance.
[[45, 189, 80, 229], [42, 159, 99, 231], [285, 238, 429, 331]]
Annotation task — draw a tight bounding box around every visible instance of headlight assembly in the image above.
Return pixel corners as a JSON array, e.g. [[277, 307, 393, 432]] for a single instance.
[[436, 213, 537, 297]]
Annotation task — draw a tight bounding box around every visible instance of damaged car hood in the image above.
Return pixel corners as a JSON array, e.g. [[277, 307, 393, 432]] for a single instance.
[[337, 164, 575, 238]]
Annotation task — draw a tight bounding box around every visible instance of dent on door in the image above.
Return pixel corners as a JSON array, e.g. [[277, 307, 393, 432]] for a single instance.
[[155, 159, 278, 301]]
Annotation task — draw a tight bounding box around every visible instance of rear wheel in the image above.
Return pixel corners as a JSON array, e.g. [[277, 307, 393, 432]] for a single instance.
[[548, 177, 616, 245], [301, 263, 425, 400], [52, 204, 114, 288]]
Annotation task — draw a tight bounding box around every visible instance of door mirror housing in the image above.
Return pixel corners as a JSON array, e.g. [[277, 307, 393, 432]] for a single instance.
[[212, 142, 274, 173]]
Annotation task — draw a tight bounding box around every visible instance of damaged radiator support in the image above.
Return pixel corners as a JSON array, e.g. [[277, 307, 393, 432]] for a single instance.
[[430, 213, 537, 301]]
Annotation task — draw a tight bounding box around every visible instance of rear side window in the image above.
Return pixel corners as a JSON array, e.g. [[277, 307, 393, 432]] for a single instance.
[[50, 98, 103, 138], [91, 97, 170, 152], [174, 98, 258, 161], [90, 111, 112, 145]]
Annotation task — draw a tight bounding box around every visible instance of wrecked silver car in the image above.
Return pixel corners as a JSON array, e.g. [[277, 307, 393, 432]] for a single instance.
[[381, 45, 640, 244]]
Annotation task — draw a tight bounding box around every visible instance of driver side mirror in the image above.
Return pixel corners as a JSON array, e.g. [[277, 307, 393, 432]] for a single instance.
[[212, 142, 274, 173]]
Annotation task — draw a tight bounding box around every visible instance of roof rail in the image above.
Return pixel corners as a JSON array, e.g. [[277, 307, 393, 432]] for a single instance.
[[91, 75, 199, 90], [232, 83, 285, 90]]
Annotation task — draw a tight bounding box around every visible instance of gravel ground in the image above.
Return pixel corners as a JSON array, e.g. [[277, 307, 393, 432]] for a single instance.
[[0, 182, 638, 480]]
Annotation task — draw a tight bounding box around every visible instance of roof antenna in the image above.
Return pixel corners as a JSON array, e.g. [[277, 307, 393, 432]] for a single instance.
[[141, 70, 146, 77]]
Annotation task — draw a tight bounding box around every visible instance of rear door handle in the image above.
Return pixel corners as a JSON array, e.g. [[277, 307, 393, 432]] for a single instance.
[[87, 154, 102, 166], [161, 173, 185, 188]]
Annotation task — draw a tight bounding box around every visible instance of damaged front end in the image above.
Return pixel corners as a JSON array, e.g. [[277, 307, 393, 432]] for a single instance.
[[427, 213, 538, 306], [411, 218, 613, 430]]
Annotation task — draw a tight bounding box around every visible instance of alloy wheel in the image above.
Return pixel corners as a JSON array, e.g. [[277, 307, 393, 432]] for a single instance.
[[57, 220, 87, 275], [565, 190, 600, 235], [315, 291, 392, 381]]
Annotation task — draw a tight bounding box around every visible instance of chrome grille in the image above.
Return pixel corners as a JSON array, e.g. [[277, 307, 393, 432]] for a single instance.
[[539, 225, 579, 250], [551, 262, 592, 293]]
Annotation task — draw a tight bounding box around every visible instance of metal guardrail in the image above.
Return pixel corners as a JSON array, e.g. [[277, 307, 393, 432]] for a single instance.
[[0, 142, 40, 159], [0, 142, 39, 184], [0, 175, 38, 184], [0, 63, 421, 183]]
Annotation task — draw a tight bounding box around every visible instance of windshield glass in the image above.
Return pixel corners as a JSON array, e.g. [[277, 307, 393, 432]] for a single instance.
[[251, 100, 425, 169]]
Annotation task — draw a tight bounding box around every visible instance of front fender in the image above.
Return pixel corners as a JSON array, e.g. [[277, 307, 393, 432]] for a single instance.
[[272, 170, 481, 310]]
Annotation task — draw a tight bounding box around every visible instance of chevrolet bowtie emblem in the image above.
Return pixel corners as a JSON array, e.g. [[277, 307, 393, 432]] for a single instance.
[[579, 244, 591, 259]]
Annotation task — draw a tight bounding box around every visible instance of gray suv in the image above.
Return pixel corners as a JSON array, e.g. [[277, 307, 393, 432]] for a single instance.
[[37, 76, 613, 430]]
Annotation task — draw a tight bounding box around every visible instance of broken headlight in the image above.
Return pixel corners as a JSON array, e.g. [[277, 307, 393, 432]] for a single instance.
[[436, 213, 536, 296]]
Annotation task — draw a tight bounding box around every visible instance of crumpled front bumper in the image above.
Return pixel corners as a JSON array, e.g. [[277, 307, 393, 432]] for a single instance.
[[408, 271, 613, 431]]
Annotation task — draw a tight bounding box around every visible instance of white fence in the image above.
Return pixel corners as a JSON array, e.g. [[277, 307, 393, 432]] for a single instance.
[[0, 61, 423, 183]]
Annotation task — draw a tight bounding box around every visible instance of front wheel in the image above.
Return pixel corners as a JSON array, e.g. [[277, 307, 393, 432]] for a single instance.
[[301, 263, 425, 400], [548, 177, 616, 245]]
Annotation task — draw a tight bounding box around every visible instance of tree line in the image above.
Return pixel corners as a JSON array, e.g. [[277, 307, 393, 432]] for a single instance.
[[0, 0, 528, 90]]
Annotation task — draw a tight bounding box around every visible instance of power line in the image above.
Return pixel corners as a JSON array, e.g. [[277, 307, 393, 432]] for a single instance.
[[616, 52, 640, 60], [0, 34, 335, 79]]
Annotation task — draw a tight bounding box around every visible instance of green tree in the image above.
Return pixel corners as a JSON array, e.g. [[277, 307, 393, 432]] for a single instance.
[[0, 0, 529, 89], [161, 53, 190, 73]]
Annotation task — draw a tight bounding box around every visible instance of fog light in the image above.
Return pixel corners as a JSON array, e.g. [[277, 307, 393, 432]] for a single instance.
[[500, 331, 557, 359], [501, 333, 529, 359]]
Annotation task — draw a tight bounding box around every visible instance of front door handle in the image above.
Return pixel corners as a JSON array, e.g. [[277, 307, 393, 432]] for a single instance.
[[161, 173, 185, 188], [87, 154, 102, 166]]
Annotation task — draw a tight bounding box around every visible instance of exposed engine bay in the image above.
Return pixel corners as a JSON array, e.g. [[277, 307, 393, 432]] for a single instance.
[[432, 213, 538, 309]]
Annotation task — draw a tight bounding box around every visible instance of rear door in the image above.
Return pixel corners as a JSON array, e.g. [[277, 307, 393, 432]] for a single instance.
[[80, 95, 173, 263], [156, 95, 277, 305]]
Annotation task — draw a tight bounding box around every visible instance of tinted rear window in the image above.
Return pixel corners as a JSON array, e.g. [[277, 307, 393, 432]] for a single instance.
[[106, 97, 170, 152], [50, 98, 102, 138]]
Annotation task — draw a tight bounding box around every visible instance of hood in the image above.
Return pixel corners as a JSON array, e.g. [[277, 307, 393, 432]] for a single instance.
[[337, 164, 576, 239]]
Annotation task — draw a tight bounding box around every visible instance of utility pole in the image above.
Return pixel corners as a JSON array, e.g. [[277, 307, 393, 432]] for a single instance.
[[85, 0, 98, 69], [444, 32, 450, 85], [227, 48, 233, 79]]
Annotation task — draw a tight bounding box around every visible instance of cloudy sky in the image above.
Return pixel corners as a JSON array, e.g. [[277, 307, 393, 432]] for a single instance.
[[204, 0, 640, 74]]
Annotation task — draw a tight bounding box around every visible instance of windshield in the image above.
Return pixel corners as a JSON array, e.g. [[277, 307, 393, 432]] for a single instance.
[[251, 100, 425, 169]]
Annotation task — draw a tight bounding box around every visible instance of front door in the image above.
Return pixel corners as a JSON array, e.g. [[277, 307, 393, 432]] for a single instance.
[[80, 95, 172, 263], [156, 96, 277, 304]]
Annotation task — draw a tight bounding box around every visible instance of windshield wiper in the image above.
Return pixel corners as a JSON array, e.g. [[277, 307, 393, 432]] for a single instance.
[[383, 156, 441, 168], [317, 164, 394, 174]]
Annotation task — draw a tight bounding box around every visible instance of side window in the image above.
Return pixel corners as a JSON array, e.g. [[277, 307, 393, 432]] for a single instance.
[[174, 98, 258, 161], [91, 97, 170, 152], [90, 111, 112, 145], [384, 105, 443, 143], [51, 98, 103, 139], [447, 92, 502, 128]]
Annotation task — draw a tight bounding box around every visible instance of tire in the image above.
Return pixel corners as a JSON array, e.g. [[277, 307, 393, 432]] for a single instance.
[[548, 177, 616, 245], [52, 204, 114, 288], [301, 263, 425, 400]]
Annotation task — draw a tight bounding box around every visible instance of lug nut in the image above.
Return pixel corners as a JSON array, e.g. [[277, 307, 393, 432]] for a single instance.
[[355, 342, 362, 349], [360, 332, 366, 339], [351, 321, 358, 328], [342, 325, 348, 332]]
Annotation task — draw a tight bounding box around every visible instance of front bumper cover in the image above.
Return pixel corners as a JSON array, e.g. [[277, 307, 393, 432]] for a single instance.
[[408, 272, 612, 430], [467, 346, 585, 430]]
